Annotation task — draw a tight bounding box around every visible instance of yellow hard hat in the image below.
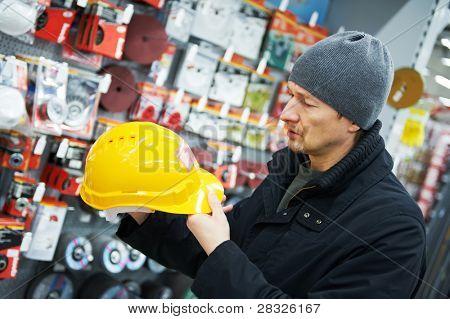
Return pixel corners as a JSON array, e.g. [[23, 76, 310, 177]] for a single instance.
[[80, 121, 224, 214]]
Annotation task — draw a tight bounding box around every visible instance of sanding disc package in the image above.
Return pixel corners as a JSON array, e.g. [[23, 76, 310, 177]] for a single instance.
[[242, 72, 274, 113], [100, 65, 138, 113], [229, 1, 270, 60], [175, 42, 221, 97], [209, 62, 250, 107], [165, 0, 196, 42], [124, 14, 169, 65], [190, 0, 239, 48]]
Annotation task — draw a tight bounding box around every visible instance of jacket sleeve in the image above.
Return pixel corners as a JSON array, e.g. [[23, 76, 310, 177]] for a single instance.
[[191, 214, 426, 299], [116, 198, 249, 278], [191, 240, 291, 298], [307, 214, 427, 298]]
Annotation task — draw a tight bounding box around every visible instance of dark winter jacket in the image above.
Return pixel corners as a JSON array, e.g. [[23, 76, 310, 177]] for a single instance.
[[117, 120, 427, 298]]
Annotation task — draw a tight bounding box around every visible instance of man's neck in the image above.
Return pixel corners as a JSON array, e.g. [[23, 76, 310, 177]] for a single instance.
[[309, 139, 356, 172]]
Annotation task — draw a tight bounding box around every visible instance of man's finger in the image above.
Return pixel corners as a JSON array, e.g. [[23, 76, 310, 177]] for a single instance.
[[223, 204, 233, 213], [208, 191, 223, 217], [221, 195, 227, 205]]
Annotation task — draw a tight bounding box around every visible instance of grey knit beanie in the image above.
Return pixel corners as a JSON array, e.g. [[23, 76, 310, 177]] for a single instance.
[[288, 31, 394, 130]]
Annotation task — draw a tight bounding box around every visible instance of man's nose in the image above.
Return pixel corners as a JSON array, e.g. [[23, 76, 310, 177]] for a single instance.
[[280, 100, 300, 123]]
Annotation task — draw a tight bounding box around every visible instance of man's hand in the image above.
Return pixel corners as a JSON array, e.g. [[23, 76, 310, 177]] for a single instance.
[[187, 191, 233, 255]]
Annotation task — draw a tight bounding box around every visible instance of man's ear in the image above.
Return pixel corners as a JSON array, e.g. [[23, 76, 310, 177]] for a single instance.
[[348, 123, 361, 133]]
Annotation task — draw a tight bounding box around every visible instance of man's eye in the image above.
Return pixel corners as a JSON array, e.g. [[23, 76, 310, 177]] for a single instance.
[[304, 99, 316, 107]]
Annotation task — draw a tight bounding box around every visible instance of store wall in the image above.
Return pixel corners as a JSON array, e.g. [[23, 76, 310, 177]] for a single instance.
[[324, 0, 408, 34], [375, 0, 439, 149]]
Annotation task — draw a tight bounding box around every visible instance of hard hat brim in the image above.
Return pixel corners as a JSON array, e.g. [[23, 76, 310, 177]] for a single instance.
[[80, 168, 224, 215]]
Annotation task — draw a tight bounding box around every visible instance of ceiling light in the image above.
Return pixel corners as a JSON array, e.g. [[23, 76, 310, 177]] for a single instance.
[[441, 38, 450, 49], [441, 58, 450, 66], [434, 75, 450, 89], [438, 97, 450, 106]]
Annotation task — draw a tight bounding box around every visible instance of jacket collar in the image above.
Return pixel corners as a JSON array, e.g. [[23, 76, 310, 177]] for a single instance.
[[267, 120, 392, 194]]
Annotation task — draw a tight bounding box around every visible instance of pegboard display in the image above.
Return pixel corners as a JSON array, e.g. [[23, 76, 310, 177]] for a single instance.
[[3, 0, 445, 300], [1, 0, 311, 299], [1, 207, 194, 299], [0, 134, 193, 299]]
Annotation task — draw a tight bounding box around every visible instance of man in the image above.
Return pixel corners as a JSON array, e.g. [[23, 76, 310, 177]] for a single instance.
[[117, 31, 426, 298]]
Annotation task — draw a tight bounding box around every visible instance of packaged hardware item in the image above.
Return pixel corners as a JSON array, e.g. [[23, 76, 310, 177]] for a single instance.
[[0, 56, 28, 93], [266, 0, 330, 25], [165, 0, 195, 42], [93, 117, 123, 141], [262, 11, 297, 70], [75, 1, 133, 59], [149, 43, 176, 86], [130, 83, 168, 123], [185, 102, 228, 141], [62, 31, 104, 69], [40, 138, 89, 196], [209, 61, 250, 107], [242, 72, 274, 113], [32, 57, 69, 136], [34, 6, 76, 44], [229, 0, 270, 60], [226, 119, 247, 145], [3, 175, 44, 219], [207, 140, 241, 166], [61, 71, 104, 139], [135, 0, 165, 9], [175, 42, 221, 97], [271, 81, 290, 118], [236, 159, 268, 189], [24, 197, 67, 262], [287, 24, 327, 71], [243, 124, 269, 150], [0, 56, 29, 134], [0, 132, 34, 172], [0, 216, 24, 279], [206, 140, 241, 190], [224, 107, 249, 145], [190, 0, 239, 48], [159, 90, 192, 131]]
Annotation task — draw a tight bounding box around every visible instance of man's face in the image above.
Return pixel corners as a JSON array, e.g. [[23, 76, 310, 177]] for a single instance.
[[280, 81, 357, 156]]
